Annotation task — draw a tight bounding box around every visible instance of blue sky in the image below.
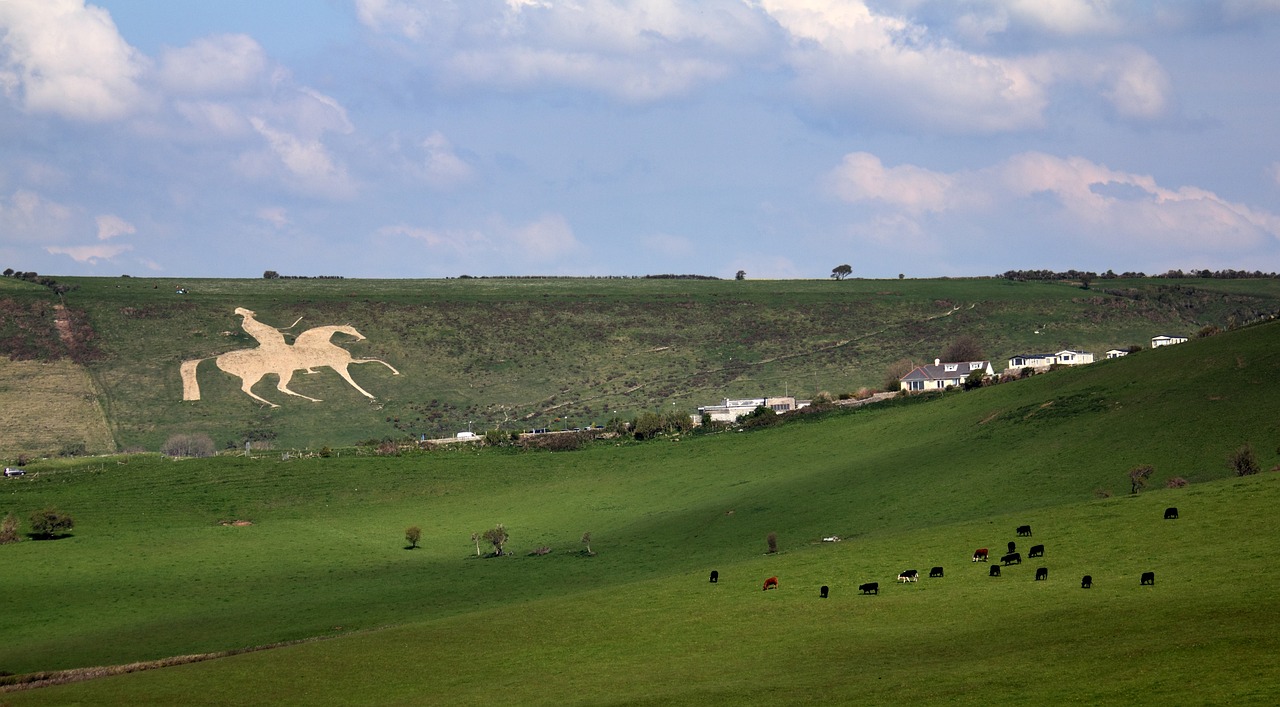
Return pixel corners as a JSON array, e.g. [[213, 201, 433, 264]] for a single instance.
[[2, 0, 1279, 279]]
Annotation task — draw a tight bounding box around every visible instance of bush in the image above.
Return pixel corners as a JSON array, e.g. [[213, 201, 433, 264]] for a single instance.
[[319, 446, 332, 458], [161, 433, 216, 458], [1166, 477, 1189, 488], [766, 532, 778, 554], [1230, 444, 1260, 476], [405, 526, 421, 549], [0, 513, 19, 544], [58, 442, 86, 458], [29, 508, 74, 539]]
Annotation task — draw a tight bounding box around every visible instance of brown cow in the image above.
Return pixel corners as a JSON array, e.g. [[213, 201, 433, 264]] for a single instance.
[[763, 576, 779, 591]]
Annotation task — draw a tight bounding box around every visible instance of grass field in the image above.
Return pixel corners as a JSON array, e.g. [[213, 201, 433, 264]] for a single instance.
[[3, 275, 1279, 454], [1, 319, 1277, 703]]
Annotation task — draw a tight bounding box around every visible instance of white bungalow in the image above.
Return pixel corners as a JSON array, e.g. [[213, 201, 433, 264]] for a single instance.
[[900, 360, 994, 392], [1105, 349, 1130, 359], [1151, 334, 1188, 348], [1054, 350, 1094, 365], [698, 396, 807, 423]]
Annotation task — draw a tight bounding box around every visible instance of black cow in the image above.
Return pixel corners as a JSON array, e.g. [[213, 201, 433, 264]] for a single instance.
[[1141, 571, 1155, 586], [1008, 541, 1017, 554], [1029, 544, 1044, 558], [1035, 567, 1048, 581], [1001, 552, 1021, 565], [1081, 575, 1092, 589], [1164, 507, 1179, 520], [1016, 525, 1033, 537], [820, 585, 829, 598], [709, 570, 718, 584], [989, 565, 1001, 577], [859, 582, 879, 595], [929, 566, 944, 578]]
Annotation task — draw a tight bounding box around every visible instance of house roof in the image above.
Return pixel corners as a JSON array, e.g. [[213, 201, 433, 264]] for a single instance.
[[901, 361, 992, 381]]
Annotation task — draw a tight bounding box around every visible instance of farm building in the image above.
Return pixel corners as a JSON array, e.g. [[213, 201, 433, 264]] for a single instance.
[[697, 396, 807, 422]]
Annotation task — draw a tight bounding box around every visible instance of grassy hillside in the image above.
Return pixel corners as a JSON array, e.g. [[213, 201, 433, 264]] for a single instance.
[[1, 319, 1277, 702], [3, 275, 1279, 453]]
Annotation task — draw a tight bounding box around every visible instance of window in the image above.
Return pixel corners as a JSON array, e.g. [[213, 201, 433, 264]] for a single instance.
[[944, 364, 958, 372], [908, 380, 924, 391]]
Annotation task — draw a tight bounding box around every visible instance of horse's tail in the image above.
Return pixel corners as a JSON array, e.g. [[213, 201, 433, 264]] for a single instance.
[[180, 358, 209, 401]]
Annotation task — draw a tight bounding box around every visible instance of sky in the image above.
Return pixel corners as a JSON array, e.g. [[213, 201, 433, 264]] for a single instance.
[[1, 0, 1279, 280]]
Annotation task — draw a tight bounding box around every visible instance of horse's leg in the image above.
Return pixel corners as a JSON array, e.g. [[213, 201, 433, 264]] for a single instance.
[[352, 358, 400, 375], [238, 373, 279, 408], [330, 362, 377, 400], [275, 368, 322, 402]]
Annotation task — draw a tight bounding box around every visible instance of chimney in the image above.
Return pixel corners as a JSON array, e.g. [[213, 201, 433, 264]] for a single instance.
[[934, 358, 940, 366]]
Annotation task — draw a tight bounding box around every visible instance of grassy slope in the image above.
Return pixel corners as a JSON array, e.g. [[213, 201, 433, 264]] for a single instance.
[[1, 320, 1277, 702], [5, 275, 1279, 453]]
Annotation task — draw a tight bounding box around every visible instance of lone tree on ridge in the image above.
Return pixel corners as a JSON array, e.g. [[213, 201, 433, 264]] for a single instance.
[[831, 264, 852, 280]]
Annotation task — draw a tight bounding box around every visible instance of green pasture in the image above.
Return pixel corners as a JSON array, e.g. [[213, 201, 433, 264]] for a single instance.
[[5, 275, 1279, 453], [1, 320, 1278, 702]]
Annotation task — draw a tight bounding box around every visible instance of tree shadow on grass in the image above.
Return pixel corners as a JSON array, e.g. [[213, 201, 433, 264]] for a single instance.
[[25, 533, 74, 541]]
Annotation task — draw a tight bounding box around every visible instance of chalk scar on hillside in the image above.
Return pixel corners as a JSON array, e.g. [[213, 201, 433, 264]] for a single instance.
[[180, 308, 400, 407]]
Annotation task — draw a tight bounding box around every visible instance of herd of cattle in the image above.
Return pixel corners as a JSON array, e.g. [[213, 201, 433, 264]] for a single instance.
[[713, 509, 1176, 597]]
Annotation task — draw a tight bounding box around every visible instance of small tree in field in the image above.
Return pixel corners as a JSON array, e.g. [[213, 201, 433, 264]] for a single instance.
[[831, 264, 852, 280], [1128, 464, 1155, 494], [882, 358, 915, 392], [482, 523, 509, 556], [29, 508, 74, 539], [1230, 444, 1260, 476], [0, 512, 19, 544], [471, 532, 482, 557], [766, 532, 778, 554], [581, 531, 594, 556], [405, 526, 421, 549]]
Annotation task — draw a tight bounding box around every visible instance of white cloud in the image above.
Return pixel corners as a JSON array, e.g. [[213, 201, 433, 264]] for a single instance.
[[247, 116, 356, 198], [158, 34, 267, 96], [0, 189, 73, 242], [381, 212, 582, 264], [1004, 0, 1125, 36], [95, 214, 135, 240], [829, 150, 1280, 254], [421, 132, 475, 188], [0, 0, 149, 121], [257, 207, 290, 228], [46, 242, 132, 263]]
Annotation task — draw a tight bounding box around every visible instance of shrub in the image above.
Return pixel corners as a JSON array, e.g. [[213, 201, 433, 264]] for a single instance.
[[1094, 488, 1113, 499], [766, 532, 778, 554], [1230, 444, 1260, 476], [58, 442, 86, 458], [319, 446, 332, 458], [377, 440, 400, 456], [528, 546, 551, 556], [405, 526, 421, 549], [0, 513, 19, 544], [29, 508, 74, 539], [811, 391, 833, 405], [161, 433, 216, 458], [1166, 477, 1189, 488], [482, 524, 509, 556], [1128, 464, 1155, 494]]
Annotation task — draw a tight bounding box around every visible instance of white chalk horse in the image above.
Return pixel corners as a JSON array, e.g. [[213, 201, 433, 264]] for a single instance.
[[181, 324, 399, 407]]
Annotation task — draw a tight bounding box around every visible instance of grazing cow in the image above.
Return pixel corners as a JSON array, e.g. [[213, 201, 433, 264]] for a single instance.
[[763, 576, 779, 591], [930, 566, 944, 578], [989, 565, 1001, 577], [1001, 552, 1021, 565], [897, 569, 919, 583], [1007, 541, 1017, 554], [972, 548, 989, 562], [1141, 571, 1155, 586], [859, 582, 879, 595], [1017, 525, 1033, 537], [1035, 567, 1048, 581], [1029, 544, 1045, 558], [820, 585, 829, 598], [1081, 575, 1092, 589], [709, 570, 719, 584], [1165, 507, 1179, 520]]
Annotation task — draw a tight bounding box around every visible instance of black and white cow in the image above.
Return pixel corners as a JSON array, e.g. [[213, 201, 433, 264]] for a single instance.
[[897, 569, 919, 583]]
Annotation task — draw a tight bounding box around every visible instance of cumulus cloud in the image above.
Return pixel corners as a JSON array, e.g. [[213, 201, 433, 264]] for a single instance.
[[828, 150, 1280, 254], [0, 0, 149, 121], [46, 242, 132, 263], [157, 34, 267, 96], [0, 189, 74, 242], [95, 214, 135, 240], [420, 132, 475, 188]]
